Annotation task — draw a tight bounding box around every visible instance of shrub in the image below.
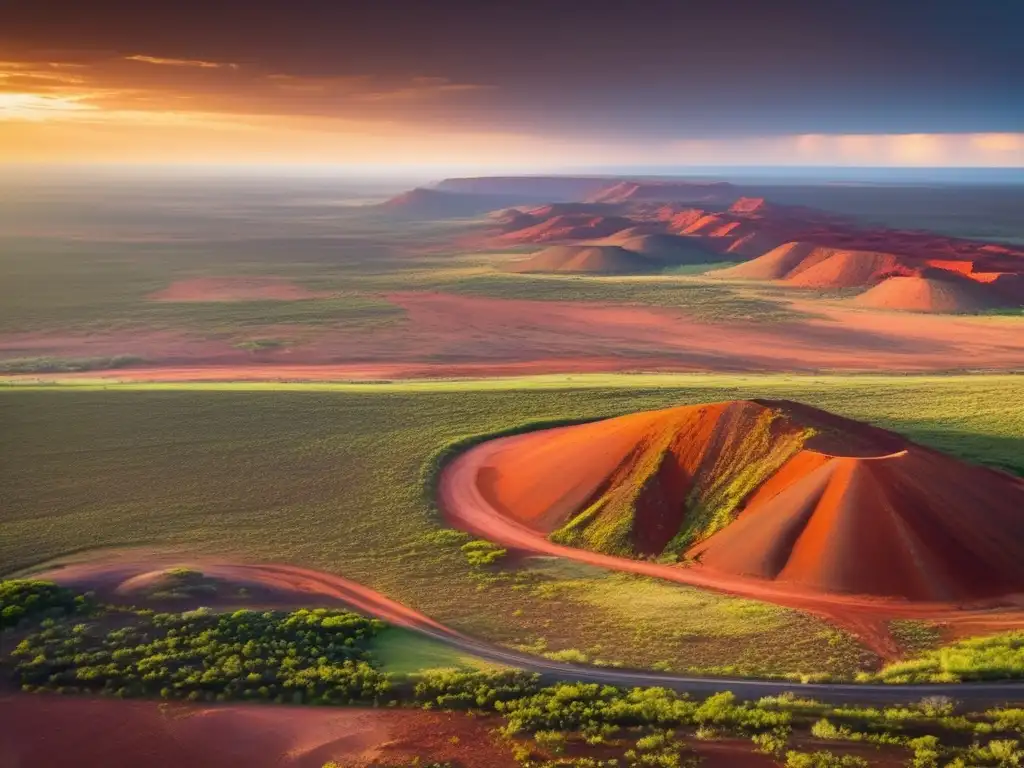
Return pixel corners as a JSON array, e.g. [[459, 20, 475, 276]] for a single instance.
[[460, 539, 508, 568], [752, 727, 791, 758], [0, 580, 90, 630], [784, 750, 868, 768], [534, 730, 568, 755]]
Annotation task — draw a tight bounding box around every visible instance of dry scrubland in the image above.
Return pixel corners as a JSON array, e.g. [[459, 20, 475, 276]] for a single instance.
[[3, 373, 1022, 680]]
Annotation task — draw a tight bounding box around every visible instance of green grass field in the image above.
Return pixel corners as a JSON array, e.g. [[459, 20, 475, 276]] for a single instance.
[[2, 373, 1022, 680], [0, 204, 808, 345]]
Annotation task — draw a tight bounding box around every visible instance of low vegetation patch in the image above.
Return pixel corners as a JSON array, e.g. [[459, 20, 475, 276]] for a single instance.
[[2, 376, 1023, 679], [6, 581, 1024, 768], [0, 355, 143, 373], [862, 631, 1024, 683], [1, 579, 92, 629]]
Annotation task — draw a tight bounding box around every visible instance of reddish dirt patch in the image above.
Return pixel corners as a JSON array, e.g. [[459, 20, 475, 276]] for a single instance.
[[150, 277, 330, 302], [0, 695, 518, 768], [4, 291, 1024, 379]]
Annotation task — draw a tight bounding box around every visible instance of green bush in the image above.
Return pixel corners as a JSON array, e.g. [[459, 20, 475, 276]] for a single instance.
[[534, 730, 568, 755], [12, 606, 390, 704], [751, 727, 791, 758], [869, 632, 1024, 683], [784, 750, 868, 768], [460, 539, 508, 568], [0, 580, 90, 630]]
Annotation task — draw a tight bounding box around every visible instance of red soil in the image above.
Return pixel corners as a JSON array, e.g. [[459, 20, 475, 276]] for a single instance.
[[0, 695, 517, 768], [150, 277, 329, 303], [466, 400, 1024, 602], [5, 290, 1024, 378], [852, 273, 1009, 313], [498, 213, 634, 244]]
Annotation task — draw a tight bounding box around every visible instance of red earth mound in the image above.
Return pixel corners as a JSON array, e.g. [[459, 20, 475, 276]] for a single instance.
[[711, 242, 915, 289], [150, 277, 329, 303], [507, 244, 660, 273], [471, 400, 1024, 601], [852, 272, 1012, 313], [785, 250, 911, 289], [498, 214, 634, 244], [710, 242, 827, 280]]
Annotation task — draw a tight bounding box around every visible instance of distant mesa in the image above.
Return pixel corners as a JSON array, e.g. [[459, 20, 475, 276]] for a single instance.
[[506, 244, 660, 274], [434, 176, 616, 201], [586, 180, 735, 205], [378, 188, 541, 218], [472, 400, 1024, 601]]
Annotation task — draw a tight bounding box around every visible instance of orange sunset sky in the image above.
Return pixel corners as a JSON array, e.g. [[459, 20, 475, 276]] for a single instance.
[[3, 1, 1023, 169]]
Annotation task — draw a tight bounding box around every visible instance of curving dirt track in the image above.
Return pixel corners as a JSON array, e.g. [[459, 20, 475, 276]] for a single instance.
[[32, 552, 1024, 705], [438, 431, 1024, 660]]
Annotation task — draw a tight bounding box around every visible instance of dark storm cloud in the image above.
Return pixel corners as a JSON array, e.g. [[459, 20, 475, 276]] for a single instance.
[[3, 0, 1022, 138]]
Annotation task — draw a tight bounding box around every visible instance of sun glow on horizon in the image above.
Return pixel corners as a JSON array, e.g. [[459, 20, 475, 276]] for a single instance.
[[2, 52, 1023, 168]]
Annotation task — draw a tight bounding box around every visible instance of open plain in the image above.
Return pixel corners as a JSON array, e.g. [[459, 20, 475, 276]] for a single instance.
[[3, 172, 1024, 767]]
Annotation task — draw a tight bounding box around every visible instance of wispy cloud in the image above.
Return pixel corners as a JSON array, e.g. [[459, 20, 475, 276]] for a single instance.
[[125, 54, 239, 70], [0, 92, 97, 120]]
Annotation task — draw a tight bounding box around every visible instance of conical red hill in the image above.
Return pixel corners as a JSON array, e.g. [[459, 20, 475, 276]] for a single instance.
[[472, 400, 1024, 601]]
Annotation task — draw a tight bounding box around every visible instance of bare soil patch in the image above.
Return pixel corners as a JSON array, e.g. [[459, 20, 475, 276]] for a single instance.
[[3, 291, 1023, 380], [0, 695, 518, 768]]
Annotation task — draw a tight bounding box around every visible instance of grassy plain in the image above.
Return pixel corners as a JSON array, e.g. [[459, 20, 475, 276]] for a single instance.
[[2, 373, 1022, 679]]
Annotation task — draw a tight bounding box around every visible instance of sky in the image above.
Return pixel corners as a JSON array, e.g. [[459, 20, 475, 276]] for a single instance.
[[2, 0, 1023, 169]]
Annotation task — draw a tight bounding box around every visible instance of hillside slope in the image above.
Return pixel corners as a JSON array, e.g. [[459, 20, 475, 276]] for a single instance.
[[473, 400, 1024, 600]]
